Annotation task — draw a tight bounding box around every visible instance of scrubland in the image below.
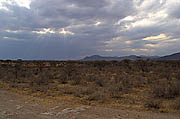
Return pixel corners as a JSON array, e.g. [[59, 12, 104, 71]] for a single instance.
[[0, 59, 180, 112]]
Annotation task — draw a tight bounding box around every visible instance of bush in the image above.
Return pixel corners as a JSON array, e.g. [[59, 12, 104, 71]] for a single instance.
[[107, 81, 124, 98], [58, 74, 68, 84], [144, 99, 161, 109], [95, 78, 106, 87], [86, 91, 105, 101], [70, 75, 82, 85], [62, 86, 74, 94], [74, 86, 95, 98], [86, 75, 97, 82], [152, 80, 180, 98], [172, 97, 180, 110]]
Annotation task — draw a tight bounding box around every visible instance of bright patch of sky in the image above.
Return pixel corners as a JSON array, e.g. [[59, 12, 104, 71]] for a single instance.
[[0, 0, 31, 9]]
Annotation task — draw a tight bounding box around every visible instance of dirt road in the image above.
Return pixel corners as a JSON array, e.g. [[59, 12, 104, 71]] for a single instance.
[[0, 89, 179, 119]]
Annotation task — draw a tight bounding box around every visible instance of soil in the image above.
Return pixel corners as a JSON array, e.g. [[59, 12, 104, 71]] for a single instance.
[[0, 89, 179, 119]]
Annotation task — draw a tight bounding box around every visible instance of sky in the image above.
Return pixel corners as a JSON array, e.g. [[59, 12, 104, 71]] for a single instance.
[[0, 0, 180, 60]]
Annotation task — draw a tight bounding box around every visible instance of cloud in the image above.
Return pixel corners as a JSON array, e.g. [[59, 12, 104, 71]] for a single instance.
[[142, 34, 168, 41], [144, 44, 160, 48], [32, 28, 55, 34], [59, 28, 74, 35], [0, 0, 180, 59], [168, 2, 180, 19]]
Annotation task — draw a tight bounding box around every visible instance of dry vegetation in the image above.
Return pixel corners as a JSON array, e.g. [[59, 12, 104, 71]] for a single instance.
[[0, 59, 180, 112]]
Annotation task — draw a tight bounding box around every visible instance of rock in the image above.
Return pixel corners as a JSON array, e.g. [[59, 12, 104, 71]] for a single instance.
[[16, 105, 23, 110], [40, 112, 54, 116], [50, 106, 60, 110], [56, 106, 91, 116]]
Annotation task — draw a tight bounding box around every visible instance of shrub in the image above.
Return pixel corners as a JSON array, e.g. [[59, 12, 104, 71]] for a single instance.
[[31, 85, 48, 93], [95, 78, 106, 87], [144, 99, 161, 109], [131, 75, 145, 88], [62, 86, 74, 94], [58, 74, 68, 84], [86, 91, 105, 101], [107, 81, 123, 98], [172, 97, 180, 110], [152, 80, 180, 98], [70, 74, 82, 85], [87, 75, 97, 82]]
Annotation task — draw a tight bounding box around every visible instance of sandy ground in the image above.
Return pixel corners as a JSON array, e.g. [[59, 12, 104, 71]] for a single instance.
[[0, 89, 179, 119]]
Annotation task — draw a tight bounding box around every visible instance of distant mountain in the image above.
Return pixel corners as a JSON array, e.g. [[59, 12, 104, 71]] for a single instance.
[[81, 55, 159, 61], [82, 55, 119, 61], [158, 52, 180, 60], [140, 55, 160, 59], [81, 52, 180, 61]]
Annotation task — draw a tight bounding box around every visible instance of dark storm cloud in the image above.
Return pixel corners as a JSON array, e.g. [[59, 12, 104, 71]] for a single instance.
[[30, 0, 136, 24], [0, 0, 180, 59]]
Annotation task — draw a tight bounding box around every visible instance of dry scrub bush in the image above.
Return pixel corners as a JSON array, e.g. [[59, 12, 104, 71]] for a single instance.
[[144, 99, 161, 109], [172, 97, 180, 110], [107, 80, 127, 99], [152, 80, 180, 98], [95, 78, 106, 87], [58, 73, 68, 84], [86, 91, 106, 101], [62, 86, 75, 95], [74, 86, 95, 98], [70, 74, 83, 85]]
